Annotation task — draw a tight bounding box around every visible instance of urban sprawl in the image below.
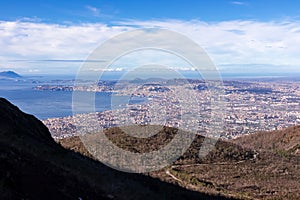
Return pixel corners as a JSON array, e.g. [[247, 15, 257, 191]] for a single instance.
[[39, 79, 300, 139]]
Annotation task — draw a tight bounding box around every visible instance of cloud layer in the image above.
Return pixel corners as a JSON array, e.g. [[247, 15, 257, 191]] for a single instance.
[[0, 19, 300, 74]]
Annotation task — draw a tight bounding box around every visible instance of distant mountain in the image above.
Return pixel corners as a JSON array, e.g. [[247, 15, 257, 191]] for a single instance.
[[0, 71, 22, 79], [0, 98, 231, 200]]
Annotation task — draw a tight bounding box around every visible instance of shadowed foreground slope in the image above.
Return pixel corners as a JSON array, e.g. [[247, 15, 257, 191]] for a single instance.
[[0, 98, 233, 200]]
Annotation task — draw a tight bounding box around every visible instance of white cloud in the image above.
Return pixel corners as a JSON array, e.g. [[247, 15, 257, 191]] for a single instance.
[[86, 5, 100, 17], [0, 19, 300, 74], [118, 20, 300, 71], [87, 67, 124, 72], [28, 69, 40, 73], [0, 21, 131, 73], [230, 1, 248, 6]]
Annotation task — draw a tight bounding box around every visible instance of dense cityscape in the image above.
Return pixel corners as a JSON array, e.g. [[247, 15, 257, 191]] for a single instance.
[[40, 78, 300, 139]]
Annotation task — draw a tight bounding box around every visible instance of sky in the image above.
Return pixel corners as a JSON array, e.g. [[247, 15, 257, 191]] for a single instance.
[[1, 0, 300, 75]]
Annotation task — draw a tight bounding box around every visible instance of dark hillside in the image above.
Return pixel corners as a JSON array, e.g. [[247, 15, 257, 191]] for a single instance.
[[0, 98, 233, 200]]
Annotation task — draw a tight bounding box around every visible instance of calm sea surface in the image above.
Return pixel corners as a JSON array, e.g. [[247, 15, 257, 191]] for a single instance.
[[0, 78, 144, 120]]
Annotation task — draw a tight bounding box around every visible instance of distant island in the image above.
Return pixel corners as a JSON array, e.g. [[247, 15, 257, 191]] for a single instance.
[[0, 70, 22, 79]]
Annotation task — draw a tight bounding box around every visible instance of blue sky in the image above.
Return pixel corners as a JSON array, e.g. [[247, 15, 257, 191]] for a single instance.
[[1, 0, 300, 75], [2, 0, 300, 23]]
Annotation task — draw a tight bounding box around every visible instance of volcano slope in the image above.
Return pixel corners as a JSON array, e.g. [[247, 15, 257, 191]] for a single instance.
[[0, 98, 234, 200], [60, 124, 300, 199]]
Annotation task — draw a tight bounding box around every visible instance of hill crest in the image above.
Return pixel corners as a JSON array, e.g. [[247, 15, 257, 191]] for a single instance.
[[0, 71, 22, 78]]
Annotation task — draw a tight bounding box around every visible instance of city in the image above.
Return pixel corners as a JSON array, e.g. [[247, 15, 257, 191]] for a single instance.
[[40, 78, 300, 139]]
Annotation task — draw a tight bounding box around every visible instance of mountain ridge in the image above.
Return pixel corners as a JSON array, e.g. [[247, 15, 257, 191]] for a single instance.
[[234, 125, 300, 155], [59, 123, 300, 199], [0, 97, 233, 200]]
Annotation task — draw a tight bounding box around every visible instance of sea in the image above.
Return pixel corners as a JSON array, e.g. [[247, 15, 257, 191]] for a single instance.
[[0, 76, 145, 120]]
